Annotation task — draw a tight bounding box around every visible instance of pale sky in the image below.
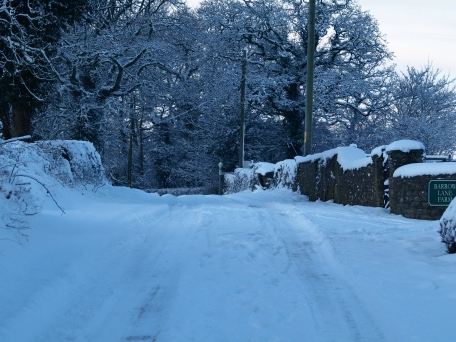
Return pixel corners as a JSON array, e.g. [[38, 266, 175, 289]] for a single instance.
[[186, 0, 456, 77], [356, 0, 456, 76]]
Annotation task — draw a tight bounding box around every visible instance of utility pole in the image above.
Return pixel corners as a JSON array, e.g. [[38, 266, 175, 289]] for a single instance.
[[127, 97, 135, 188], [127, 115, 134, 188], [304, 0, 316, 156], [239, 49, 247, 168]]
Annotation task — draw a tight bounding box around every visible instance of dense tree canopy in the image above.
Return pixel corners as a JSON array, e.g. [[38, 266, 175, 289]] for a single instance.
[[0, 0, 91, 139], [1, 0, 455, 192]]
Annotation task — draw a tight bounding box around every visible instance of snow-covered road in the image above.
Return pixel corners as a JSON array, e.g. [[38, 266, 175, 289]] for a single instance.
[[1, 187, 456, 341]]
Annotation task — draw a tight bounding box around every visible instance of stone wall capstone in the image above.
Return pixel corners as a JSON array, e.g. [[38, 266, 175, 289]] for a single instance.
[[387, 148, 425, 180], [389, 162, 456, 220]]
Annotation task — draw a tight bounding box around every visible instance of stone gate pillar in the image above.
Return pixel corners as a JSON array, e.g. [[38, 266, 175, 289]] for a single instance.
[[386, 141, 425, 179]]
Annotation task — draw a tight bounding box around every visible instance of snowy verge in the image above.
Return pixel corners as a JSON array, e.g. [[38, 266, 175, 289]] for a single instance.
[[385, 140, 425, 153], [35, 140, 107, 187]]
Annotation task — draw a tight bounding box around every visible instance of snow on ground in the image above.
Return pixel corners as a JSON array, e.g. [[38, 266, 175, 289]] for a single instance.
[[1, 186, 456, 341]]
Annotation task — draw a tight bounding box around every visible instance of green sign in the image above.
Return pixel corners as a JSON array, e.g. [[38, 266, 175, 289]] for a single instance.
[[428, 180, 456, 206]]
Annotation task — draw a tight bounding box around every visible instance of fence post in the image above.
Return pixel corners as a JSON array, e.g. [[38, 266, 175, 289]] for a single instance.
[[218, 162, 224, 195]]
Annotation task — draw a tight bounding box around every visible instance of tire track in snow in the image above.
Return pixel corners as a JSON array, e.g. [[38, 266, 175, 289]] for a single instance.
[[88, 204, 204, 342], [264, 201, 385, 341], [0, 202, 200, 342], [1, 190, 387, 341]]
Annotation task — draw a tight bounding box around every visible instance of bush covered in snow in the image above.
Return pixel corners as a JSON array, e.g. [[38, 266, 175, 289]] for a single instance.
[[224, 160, 298, 194], [1, 139, 107, 239], [35, 140, 107, 187], [439, 198, 456, 253], [224, 167, 259, 194], [274, 159, 297, 190]]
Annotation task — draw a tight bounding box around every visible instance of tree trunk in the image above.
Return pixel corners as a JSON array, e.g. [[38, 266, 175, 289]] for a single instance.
[[0, 106, 12, 140], [283, 82, 302, 158], [127, 116, 134, 188], [139, 116, 144, 177], [12, 103, 32, 138]]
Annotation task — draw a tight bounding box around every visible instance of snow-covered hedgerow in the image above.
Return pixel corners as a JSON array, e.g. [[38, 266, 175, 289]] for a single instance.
[[224, 160, 298, 194], [274, 159, 297, 189], [35, 140, 107, 187], [1, 140, 107, 239], [439, 198, 456, 253], [224, 167, 259, 194]]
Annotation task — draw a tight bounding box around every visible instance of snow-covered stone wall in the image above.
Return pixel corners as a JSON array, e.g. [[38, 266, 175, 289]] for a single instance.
[[390, 163, 456, 220], [224, 140, 456, 221], [296, 146, 385, 207]]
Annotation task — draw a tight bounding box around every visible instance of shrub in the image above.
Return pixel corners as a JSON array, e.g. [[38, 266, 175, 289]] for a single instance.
[[439, 198, 456, 253]]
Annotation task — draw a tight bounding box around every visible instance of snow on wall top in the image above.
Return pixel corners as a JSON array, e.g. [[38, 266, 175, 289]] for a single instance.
[[370, 145, 387, 157], [295, 146, 372, 171], [393, 162, 456, 178], [385, 140, 425, 153]]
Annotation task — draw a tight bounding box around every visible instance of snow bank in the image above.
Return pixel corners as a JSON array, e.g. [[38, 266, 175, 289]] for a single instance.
[[394, 163, 456, 178], [385, 140, 425, 153], [295, 146, 371, 171], [439, 197, 456, 253]]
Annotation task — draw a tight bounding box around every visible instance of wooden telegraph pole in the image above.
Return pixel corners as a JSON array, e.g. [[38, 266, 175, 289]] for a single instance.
[[304, 0, 316, 156], [239, 49, 247, 168]]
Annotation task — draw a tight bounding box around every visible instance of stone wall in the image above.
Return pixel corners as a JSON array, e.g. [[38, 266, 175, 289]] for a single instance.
[[389, 173, 453, 220], [224, 140, 456, 221], [386, 147, 456, 220], [296, 151, 384, 207], [335, 154, 384, 207], [296, 160, 318, 201], [387, 149, 424, 179]]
